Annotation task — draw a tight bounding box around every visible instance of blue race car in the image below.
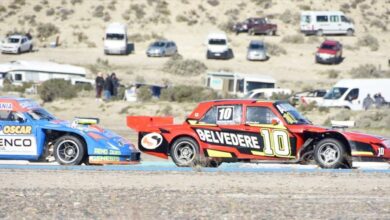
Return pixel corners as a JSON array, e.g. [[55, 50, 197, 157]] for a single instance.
[[0, 97, 140, 165]]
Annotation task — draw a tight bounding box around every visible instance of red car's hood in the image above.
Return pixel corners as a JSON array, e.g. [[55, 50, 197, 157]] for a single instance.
[[288, 124, 384, 144], [317, 48, 337, 55]]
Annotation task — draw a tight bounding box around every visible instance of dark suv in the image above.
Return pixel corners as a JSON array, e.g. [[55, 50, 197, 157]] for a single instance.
[[233, 17, 277, 36]]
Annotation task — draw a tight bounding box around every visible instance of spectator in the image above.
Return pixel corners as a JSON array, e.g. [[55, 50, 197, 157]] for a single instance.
[[95, 72, 104, 101], [103, 73, 113, 101], [111, 72, 120, 97], [375, 93, 385, 108], [363, 94, 374, 110]]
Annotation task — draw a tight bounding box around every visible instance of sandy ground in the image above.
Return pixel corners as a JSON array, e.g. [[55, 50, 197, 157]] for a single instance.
[[0, 170, 390, 219]]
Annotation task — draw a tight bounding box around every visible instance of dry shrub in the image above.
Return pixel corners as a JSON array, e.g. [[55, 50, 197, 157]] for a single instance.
[[281, 34, 304, 44], [370, 19, 387, 31], [137, 86, 153, 102], [355, 110, 390, 128], [38, 79, 77, 102], [160, 85, 219, 102], [267, 43, 287, 56], [93, 5, 104, 18], [46, 8, 55, 16], [163, 55, 207, 76], [33, 4, 42, 12], [320, 69, 340, 79], [70, 0, 83, 5], [207, 0, 219, 6], [349, 64, 390, 78], [251, 0, 272, 9], [127, 33, 163, 43], [279, 9, 299, 24], [36, 23, 59, 39], [356, 35, 379, 51]]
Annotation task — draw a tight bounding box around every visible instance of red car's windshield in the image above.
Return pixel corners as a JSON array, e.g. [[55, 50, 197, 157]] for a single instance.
[[275, 103, 311, 125]]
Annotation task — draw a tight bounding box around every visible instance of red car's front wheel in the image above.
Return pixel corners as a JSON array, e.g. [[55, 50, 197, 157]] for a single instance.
[[314, 138, 351, 169]]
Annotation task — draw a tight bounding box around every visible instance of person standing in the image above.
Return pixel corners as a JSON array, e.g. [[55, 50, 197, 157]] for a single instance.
[[103, 73, 113, 101], [363, 94, 374, 110], [95, 72, 104, 101], [111, 72, 119, 97]]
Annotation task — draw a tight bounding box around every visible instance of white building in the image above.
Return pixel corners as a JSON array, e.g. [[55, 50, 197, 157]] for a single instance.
[[0, 60, 93, 87], [206, 71, 276, 96]]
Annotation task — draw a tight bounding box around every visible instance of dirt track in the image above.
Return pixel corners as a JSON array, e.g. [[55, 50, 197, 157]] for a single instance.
[[1, 170, 390, 219]]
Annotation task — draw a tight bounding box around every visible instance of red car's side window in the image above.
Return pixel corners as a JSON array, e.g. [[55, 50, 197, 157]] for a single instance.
[[245, 107, 278, 124], [199, 105, 242, 125]]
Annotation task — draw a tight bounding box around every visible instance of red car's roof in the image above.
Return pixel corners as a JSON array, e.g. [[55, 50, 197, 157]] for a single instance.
[[189, 99, 280, 120], [322, 40, 339, 45]]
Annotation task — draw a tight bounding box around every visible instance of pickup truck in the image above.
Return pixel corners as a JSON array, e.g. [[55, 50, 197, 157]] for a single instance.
[[233, 17, 277, 36], [1, 34, 33, 54]]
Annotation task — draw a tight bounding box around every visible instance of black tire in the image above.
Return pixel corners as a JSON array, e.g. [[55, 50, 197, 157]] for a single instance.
[[170, 137, 200, 167], [17, 48, 21, 54], [267, 30, 273, 36], [206, 51, 211, 59], [53, 135, 85, 165], [347, 29, 354, 36], [29, 45, 33, 52], [248, 29, 255, 36], [314, 138, 351, 169], [206, 160, 222, 168]]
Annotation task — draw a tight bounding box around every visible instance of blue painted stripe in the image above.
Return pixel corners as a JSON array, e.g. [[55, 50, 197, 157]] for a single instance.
[[0, 163, 389, 173]]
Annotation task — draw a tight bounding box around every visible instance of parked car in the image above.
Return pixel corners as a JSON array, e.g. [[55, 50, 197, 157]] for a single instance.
[[104, 23, 128, 55], [206, 32, 232, 59], [315, 40, 343, 64], [1, 34, 33, 54], [290, 89, 327, 106], [0, 97, 140, 165], [247, 40, 268, 61], [233, 17, 277, 36], [300, 11, 355, 36], [128, 100, 390, 169], [246, 88, 292, 99], [146, 40, 178, 57]]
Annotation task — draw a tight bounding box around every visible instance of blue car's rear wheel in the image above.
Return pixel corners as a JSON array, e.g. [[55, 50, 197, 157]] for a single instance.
[[54, 135, 85, 165]]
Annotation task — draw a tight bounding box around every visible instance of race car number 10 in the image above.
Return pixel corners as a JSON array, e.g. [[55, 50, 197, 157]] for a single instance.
[[261, 129, 291, 156]]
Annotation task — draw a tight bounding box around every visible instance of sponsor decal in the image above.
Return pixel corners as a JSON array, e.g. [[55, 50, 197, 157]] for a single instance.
[[94, 148, 108, 154], [195, 128, 260, 149], [93, 148, 121, 155], [89, 156, 120, 162], [18, 100, 40, 109], [0, 103, 13, 111], [0, 136, 37, 155], [141, 133, 163, 150], [1, 126, 32, 135], [217, 106, 234, 122]]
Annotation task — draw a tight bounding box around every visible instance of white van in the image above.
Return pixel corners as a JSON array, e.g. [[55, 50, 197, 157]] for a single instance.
[[206, 32, 231, 59], [300, 11, 355, 36], [104, 23, 128, 55], [320, 79, 390, 110]]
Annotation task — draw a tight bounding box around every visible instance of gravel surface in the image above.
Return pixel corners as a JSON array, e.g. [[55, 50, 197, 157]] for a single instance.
[[1, 170, 390, 219]]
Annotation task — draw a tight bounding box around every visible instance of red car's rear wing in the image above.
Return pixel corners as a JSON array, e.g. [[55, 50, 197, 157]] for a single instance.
[[127, 116, 174, 132]]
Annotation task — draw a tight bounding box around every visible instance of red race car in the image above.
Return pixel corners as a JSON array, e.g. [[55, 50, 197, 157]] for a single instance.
[[127, 100, 390, 168]]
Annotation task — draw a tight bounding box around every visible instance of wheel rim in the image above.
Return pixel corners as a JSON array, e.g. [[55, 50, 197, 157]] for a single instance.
[[318, 143, 340, 166], [56, 140, 80, 163], [173, 141, 196, 164]]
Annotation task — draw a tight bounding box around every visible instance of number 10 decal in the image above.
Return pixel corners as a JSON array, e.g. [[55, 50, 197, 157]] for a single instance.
[[261, 129, 291, 156]]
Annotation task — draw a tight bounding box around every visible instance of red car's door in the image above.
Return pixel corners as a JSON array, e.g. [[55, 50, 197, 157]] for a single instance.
[[242, 105, 297, 160]]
